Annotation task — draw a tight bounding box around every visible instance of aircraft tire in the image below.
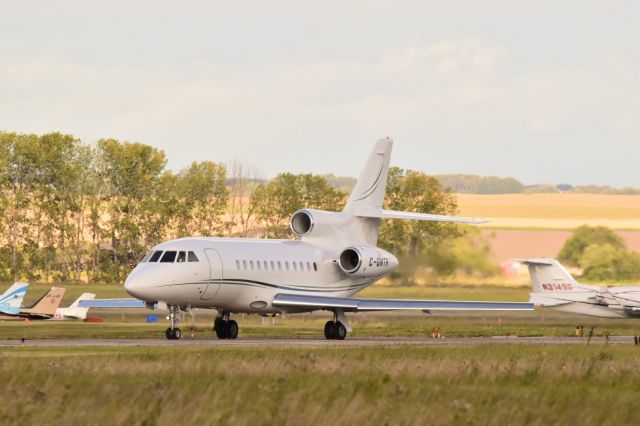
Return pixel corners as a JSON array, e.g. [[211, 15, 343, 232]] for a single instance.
[[215, 320, 229, 339], [166, 328, 173, 340], [173, 327, 182, 340], [332, 322, 347, 340], [228, 320, 239, 339], [324, 321, 335, 340]]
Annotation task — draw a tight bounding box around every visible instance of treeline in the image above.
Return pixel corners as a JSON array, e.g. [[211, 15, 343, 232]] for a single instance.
[[435, 174, 640, 195], [1, 131, 495, 284]]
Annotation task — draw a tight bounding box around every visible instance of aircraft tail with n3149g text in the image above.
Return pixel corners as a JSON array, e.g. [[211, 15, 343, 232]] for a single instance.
[[83, 138, 533, 340], [523, 257, 640, 318]]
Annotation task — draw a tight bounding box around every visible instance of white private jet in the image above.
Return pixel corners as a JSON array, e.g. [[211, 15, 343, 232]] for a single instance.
[[84, 138, 533, 340], [523, 258, 640, 318]]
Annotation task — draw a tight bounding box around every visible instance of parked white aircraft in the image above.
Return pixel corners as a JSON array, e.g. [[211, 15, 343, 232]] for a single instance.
[[524, 258, 640, 318], [84, 138, 533, 340]]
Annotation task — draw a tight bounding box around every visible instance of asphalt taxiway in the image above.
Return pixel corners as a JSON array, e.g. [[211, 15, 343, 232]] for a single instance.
[[0, 336, 635, 347]]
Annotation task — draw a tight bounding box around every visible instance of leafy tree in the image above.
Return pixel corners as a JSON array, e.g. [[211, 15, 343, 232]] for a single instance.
[[175, 161, 229, 237], [252, 173, 346, 238], [580, 243, 640, 281], [558, 225, 626, 267], [379, 168, 459, 256]]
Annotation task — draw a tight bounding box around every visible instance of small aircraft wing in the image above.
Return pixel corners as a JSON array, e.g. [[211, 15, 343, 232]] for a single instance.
[[272, 294, 533, 312], [355, 208, 488, 224], [79, 299, 153, 308]]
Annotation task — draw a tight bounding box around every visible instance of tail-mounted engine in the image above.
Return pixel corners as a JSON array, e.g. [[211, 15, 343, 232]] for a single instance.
[[338, 246, 398, 278]]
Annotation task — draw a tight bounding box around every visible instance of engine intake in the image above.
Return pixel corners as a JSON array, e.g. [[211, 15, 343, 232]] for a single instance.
[[338, 246, 398, 278], [290, 210, 314, 236]]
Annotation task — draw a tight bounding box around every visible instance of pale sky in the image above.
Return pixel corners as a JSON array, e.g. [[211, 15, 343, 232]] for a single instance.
[[1, 0, 639, 186]]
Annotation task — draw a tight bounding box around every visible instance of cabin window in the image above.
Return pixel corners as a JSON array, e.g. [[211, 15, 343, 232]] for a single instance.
[[313, 262, 318, 272], [176, 251, 186, 263], [236, 260, 240, 269], [277, 261, 282, 271], [243, 260, 247, 270], [250, 260, 254, 270], [285, 261, 289, 271], [160, 251, 177, 263], [293, 262, 297, 272], [148, 251, 163, 262], [271, 261, 275, 270], [263, 260, 268, 270], [256, 260, 261, 271], [299, 261, 305, 271], [306, 262, 311, 271], [188, 251, 199, 262]]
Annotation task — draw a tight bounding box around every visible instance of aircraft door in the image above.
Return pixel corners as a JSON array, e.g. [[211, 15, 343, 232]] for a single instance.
[[201, 249, 223, 300]]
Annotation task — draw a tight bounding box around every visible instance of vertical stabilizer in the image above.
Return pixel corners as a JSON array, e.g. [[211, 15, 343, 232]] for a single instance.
[[55, 293, 95, 320], [344, 138, 393, 213], [0, 283, 29, 315], [342, 138, 393, 245], [520, 258, 590, 293], [20, 287, 66, 318]]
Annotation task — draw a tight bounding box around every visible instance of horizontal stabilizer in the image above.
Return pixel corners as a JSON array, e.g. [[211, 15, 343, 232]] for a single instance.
[[79, 299, 152, 308], [273, 294, 533, 312], [517, 258, 555, 266], [356, 208, 487, 224]]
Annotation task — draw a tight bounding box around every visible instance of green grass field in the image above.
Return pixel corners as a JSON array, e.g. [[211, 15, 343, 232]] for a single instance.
[[2, 345, 640, 425]]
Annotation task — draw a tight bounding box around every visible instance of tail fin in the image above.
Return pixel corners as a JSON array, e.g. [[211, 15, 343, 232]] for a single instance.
[[55, 293, 95, 320], [519, 258, 592, 293], [0, 282, 29, 315], [343, 138, 394, 214], [340, 138, 486, 245], [20, 287, 66, 317]]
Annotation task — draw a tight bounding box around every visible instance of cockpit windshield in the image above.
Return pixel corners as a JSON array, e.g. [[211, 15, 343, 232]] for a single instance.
[[160, 251, 177, 263], [142, 250, 200, 263], [148, 251, 163, 262]]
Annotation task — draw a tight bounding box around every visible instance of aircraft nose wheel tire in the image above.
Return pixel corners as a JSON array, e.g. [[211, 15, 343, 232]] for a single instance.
[[166, 327, 182, 340], [324, 321, 347, 340]]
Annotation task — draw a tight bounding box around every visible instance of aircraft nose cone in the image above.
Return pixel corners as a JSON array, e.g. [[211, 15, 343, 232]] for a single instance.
[[124, 270, 146, 300]]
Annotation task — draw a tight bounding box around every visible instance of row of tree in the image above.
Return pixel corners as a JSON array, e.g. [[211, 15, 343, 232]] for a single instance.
[[1, 131, 486, 284], [435, 174, 640, 195]]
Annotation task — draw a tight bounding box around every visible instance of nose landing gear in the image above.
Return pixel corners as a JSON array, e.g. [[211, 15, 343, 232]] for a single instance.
[[165, 305, 182, 340], [214, 313, 239, 339]]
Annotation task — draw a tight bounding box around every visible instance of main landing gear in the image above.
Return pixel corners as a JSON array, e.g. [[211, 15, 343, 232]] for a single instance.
[[324, 311, 348, 340], [214, 313, 239, 339], [166, 305, 182, 340]]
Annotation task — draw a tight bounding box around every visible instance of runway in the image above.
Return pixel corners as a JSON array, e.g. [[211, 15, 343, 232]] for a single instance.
[[0, 336, 636, 347]]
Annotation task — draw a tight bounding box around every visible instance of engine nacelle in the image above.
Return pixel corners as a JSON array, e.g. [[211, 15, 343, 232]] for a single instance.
[[290, 209, 347, 238], [338, 246, 398, 278]]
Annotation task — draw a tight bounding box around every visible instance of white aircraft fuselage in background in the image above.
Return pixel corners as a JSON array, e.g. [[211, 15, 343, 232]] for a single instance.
[[118, 138, 532, 340]]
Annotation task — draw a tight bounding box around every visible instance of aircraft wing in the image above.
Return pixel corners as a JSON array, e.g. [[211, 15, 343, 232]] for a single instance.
[[355, 208, 488, 224], [79, 299, 153, 308], [272, 294, 534, 312]]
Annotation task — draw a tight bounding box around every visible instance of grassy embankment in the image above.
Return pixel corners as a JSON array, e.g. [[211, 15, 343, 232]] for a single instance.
[[2, 345, 640, 425]]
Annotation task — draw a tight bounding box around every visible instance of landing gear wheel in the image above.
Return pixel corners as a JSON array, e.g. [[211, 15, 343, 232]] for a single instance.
[[331, 322, 347, 340], [228, 320, 239, 339], [166, 327, 182, 340], [214, 317, 225, 332], [324, 321, 335, 340], [215, 320, 228, 339]]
